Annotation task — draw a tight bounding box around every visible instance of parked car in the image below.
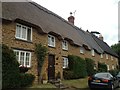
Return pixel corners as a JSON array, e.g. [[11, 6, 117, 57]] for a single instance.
[[117, 72, 120, 87], [88, 72, 119, 90]]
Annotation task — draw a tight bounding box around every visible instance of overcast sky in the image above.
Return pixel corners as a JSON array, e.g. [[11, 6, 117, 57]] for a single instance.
[[32, 0, 119, 46]]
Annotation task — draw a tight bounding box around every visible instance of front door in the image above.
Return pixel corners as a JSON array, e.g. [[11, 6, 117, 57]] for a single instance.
[[48, 54, 55, 80]]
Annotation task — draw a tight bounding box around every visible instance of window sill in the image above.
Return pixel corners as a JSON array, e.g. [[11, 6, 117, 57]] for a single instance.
[[62, 49, 68, 51], [48, 45, 56, 48], [15, 38, 33, 44]]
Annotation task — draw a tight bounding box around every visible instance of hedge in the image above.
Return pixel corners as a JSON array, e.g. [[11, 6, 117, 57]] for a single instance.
[[85, 58, 95, 76], [2, 44, 35, 89], [98, 62, 107, 72], [68, 55, 87, 79]]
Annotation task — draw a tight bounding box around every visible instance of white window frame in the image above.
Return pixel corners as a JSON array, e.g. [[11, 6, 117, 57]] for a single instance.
[[80, 47, 84, 54], [15, 23, 32, 41], [111, 56, 113, 60], [107, 65, 110, 70], [48, 34, 55, 47], [14, 50, 31, 67], [63, 57, 68, 69], [106, 54, 108, 59], [100, 54, 103, 58], [91, 49, 95, 56], [112, 65, 115, 70], [62, 40, 68, 50]]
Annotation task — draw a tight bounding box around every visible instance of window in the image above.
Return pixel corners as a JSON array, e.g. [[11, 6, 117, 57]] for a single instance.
[[63, 57, 68, 69], [111, 56, 113, 60], [91, 49, 95, 56], [112, 65, 115, 70], [62, 40, 68, 50], [48, 34, 55, 47], [100, 54, 103, 58], [107, 65, 110, 70], [14, 50, 31, 67], [16, 23, 32, 41], [80, 47, 84, 54], [106, 54, 108, 59]]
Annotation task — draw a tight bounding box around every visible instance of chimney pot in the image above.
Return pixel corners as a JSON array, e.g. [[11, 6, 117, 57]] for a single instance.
[[99, 34, 104, 41], [68, 13, 75, 25]]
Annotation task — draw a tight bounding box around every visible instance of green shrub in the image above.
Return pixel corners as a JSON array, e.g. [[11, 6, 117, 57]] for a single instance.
[[20, 73, 35, 87], [109, 69, 119, 77], [68, 55, 87, 79], [98, 62, 107, 72], [85, 58, 95, 76], [63, 70, 74, 80], [2, 44, 35, 88], [2, 44, 21, 88]]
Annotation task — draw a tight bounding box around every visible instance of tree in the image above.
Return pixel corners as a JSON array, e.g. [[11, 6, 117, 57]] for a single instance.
[[111, 43, 120, 67]]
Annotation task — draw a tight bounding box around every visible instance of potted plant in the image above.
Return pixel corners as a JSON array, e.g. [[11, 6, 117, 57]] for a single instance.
[[19, 65, 28, 73], [42, 73, 48, 84]]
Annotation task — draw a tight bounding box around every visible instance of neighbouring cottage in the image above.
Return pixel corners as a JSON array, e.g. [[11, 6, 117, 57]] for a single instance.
[[1, 1, 118, 83]]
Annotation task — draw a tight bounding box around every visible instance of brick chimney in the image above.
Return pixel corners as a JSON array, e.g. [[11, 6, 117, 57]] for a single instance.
[[68, 12, 75, 25], [99, 34, 104, 41]]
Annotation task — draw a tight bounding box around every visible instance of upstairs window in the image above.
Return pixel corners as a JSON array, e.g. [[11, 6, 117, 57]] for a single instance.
[[80, 47, 84, 54], [63, 57, 68, 69], [16, 23, 32, 41], [91, 49, 95, 56], [14, 50, 31, 67], [106, 54, 108, 59], [48, 34, 55, 47], [62, 40, 68, 50], [111, 56, 113, 60], [100, 54, 103, 58]]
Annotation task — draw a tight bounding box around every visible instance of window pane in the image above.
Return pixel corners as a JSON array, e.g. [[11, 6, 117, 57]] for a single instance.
[[22, 26, 27, 39], [16, 25, 21, 38], [25, 53, 30, 66], [20, 52, 25, 66], [27, 28, 31, 41]]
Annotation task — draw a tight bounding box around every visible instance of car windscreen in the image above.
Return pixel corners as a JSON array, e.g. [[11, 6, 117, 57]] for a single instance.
[[94, 73, 113, 79]]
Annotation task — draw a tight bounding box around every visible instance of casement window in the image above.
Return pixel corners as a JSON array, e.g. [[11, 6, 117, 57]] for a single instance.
[[48, 34, 55, 47], [111, 56, 113, 60], [62, 40, 68, 50], [80, 47, 84, 54], [16, 23, 32, 41], [100, 54, 103, 58], [14, 50, 31, 67], [63, 57, 68, 69], [112, 65, 115, 70], [91, 49, 95, 56], [107, 65, 110, 70], [106, 54, 108, 59]]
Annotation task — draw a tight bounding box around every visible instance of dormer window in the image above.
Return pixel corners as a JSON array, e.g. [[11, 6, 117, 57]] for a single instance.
[[16, 23, 32, 41], [91, 49, 95, 56], [80, 47, 84, 54], [111, 56, 113, 60], [100, 54, 103, 58], [62, 40, 68, 50], [48, 34, 55, 47], [106, 54, 108, 59]]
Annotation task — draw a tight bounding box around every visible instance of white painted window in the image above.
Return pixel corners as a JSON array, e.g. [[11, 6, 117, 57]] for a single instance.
[[111, 56, 113, 60], [16, 23, 32, 41], [62, 40, 68, 50], [63, 57, 68, 69], [48, 34, 55, 47], [14, 50, 31, 67], [106, 54, 108, 59], [91, 49, 95, 56], [100, 54, 103, 58], [107, 65, 110, 70], [112, 65, 115, 70], [80, 47, 84, 54]]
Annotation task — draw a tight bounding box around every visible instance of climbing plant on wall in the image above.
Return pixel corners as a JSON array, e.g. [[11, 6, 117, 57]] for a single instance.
[[35, 43, 48, 84]]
